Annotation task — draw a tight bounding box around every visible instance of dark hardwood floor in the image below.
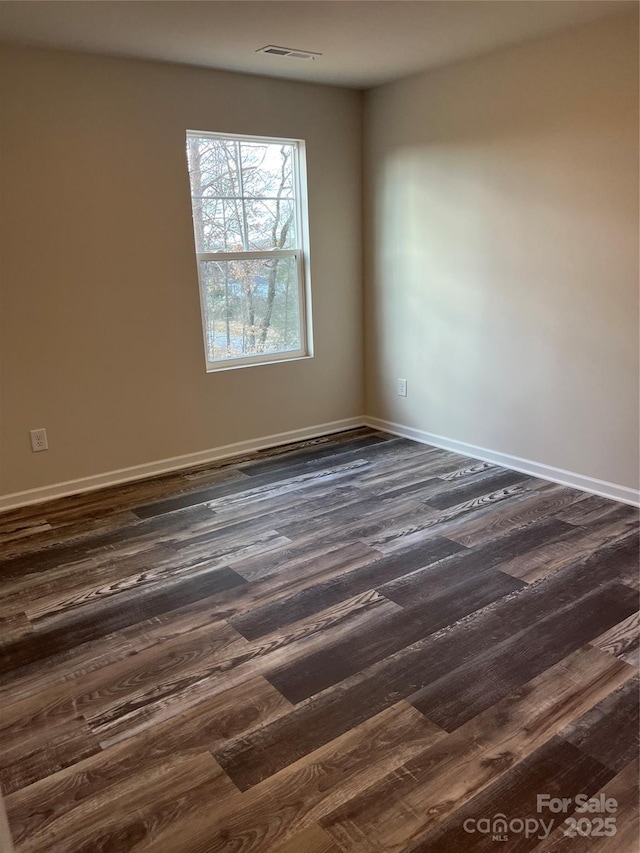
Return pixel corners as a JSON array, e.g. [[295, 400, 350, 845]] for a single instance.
[[0, 428, 638, 852]]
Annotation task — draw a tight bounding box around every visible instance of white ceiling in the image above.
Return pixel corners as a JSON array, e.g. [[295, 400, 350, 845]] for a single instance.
[[0, 1, 632, 89]]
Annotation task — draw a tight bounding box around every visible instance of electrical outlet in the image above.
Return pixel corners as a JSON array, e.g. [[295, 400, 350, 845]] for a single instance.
[[30, 428, 48, 452], [397, 378, 407, 397]]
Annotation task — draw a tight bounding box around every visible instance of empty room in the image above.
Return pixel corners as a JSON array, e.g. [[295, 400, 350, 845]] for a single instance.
[[0, 1, 638, 851]]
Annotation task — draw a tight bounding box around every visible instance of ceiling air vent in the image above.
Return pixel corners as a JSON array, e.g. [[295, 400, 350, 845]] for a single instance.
[[257, 45, 322, 61]]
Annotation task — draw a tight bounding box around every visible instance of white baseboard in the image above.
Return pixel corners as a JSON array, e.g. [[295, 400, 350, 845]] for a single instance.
[[2, 414, 638, 512], [0, 417, 365, 512], [364, 416, 640, 508]]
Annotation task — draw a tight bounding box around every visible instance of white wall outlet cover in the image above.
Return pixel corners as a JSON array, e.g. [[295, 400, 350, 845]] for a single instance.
[[30, 428, 48, 452], [397, 378, 408, 397]]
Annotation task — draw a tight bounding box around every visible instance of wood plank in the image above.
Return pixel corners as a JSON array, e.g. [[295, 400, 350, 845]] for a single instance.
[[444, 484, 583, 546], [0, 793, 14, 853], [230, 536, 466, 640], [0, 629, 138, 705], [591, 612, 639, 665], [202, 479, 364, 533], [2, 565, 389, 745], [424, 469, 531, 510], [237, 432, 394, 476], [138, 702, 445, 853], [0, 621, 245, 738], [0, 521, 52, 545], [499, 528, 639, 588], [0, 715, 101, 796], [355, 449, 471, 490], [408, 582, 638, 731], [213, 556, 635, 790], [230, 538, 373, 583], [0, 613, 32, 646], [183, 429, 383, 480], [267, 569, 524, 704], [498, 516, 638, 584], [13, 751, 228, 853], [0, 565, 247, 675], [531, 758, 639, 852], [15, 527, 288, 622], [0, 504, 219, 584], [379, 516, 573, 607], [131, 441, 393, 519], [560, 676, 639, 773], [363, 480, 547, 554], [91, 590, 400, 747], [319, 645, 632, 853], [0, 511, 141, 562], [5, 677, 287, 850], [353, 463, 502, 505], [437, 461, 495, 481], [407, 737, 614, 852], [275, 490, 433, 543], [557, 495, 639, 527], [0, 463, 239, 531], [265, 825, 341, 853]]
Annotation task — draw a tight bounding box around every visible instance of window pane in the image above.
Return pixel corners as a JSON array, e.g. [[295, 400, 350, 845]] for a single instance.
[[245, 198, 297, 251], [192, 198, 245, 253], [240, 141, 295, 199], [199, 257, 301, 362], [187, 136, 240, 199], [187, 135, 298, 253], [192, 197, 296, 253]]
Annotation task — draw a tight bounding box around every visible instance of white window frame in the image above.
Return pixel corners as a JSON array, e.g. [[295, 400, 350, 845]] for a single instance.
[[186, 130, 314, 372]]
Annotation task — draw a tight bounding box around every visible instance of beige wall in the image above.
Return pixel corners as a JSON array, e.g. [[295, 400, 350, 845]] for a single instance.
[[2, 12, 638, 501], [364, 12, 639, 490], [0, 46, 363, 496]]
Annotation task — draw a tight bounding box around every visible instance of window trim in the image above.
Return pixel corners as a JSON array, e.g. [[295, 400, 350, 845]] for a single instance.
[[186, 130, 313, 372]]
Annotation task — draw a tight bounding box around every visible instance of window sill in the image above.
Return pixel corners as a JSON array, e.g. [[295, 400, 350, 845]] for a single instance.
[[205, 353, 313, 373]]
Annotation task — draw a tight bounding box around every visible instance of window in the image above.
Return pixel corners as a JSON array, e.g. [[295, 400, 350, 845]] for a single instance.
[[185, 131, 312, 370]]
